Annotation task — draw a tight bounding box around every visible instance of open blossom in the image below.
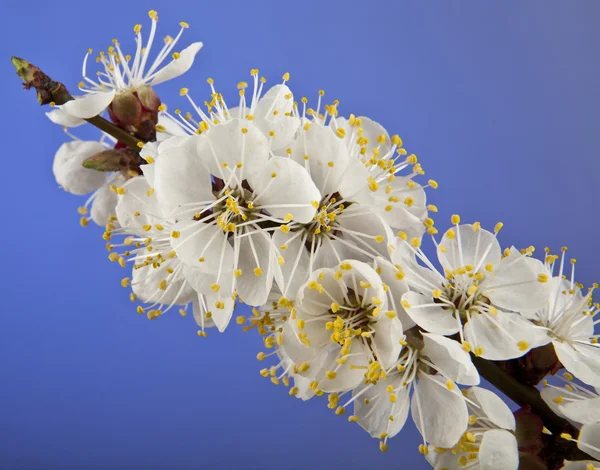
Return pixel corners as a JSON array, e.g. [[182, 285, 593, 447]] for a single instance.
[[279, 258, 478, 451], [111, 159, 234, 334], [57, 10, 202, 122], [335, 114, 430, 237], [241, 290, 316, 401], [149, 79, 320, 307], [522, 249, 600, 387], [52, 131, 121, 226], [428, 387, 518, 470], [396, 218, 551, 360]]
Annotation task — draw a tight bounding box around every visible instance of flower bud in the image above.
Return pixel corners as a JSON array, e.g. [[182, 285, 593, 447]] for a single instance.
[[82, 147, 141, 174], [108, 91, 142, 127], [136, 85, 161, 112]]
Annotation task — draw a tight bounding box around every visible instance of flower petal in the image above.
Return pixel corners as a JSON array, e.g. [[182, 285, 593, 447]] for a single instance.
[[402, 291, 460, 336], [131, 260, 194, 305], [61, 90, 115, 119], [479, 429, 519, 470], [150, 42, 203, 86], [560, 397, 600, 425], [249, 156, 320, 224], [353, 382, 410, 439], [372, 315, 403, 369], [437, 224, 501, 274], [579, 424, 600, 460], [46, 108, 85, 127], [463, 310, 551, 361], [115, 176, 163, 233], [272, 229, 311, 300], [335, 205, 394, 261], [422, 333, 480, 386], [375, 257, 415, 330], [171, 219, 233, 274], [468, 387, 515, 430], [195, 119, 269, 182], [235, 230, 274, 306], [53, 141, 107, 195], [153, 136, 213, 215], [289, 123, 350, 195], [411, 373, 468, 448], [553, 341, 600, 388], [482, 250, 549, 313], [90, 183, 118, 226]]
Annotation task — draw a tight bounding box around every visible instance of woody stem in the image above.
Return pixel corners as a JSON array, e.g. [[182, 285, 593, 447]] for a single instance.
[[11, 56, 142, 150]]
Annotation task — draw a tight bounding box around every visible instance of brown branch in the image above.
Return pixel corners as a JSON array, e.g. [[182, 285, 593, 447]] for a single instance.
[[473, 356, 593, 462], [11, 56, 142, 150]]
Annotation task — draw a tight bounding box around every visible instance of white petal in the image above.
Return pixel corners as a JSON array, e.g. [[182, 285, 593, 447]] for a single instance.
[[296, 267, 347, 316], [335, 205, 394, 261], [272, 229, 310, 299], [90, 183, 118, 226], [253, 84, 299, 151], [150, 42, 203, 86], [153, 136, 213, 215], [196, 119, 269, 182], [372, 315, 404, 369], [289, 123, 350, 195], [354, 381, 410, 439], [375, 257, 415, 330], [540, 386, 571, 421], [60, 90, 115, 119], [115, 176, 163, 233], [579, 424, 600, 460], [235, 230, 274, 306], [131, 260, 194, 305], [482, 251, 549, 313], [46, 108, 85, 127], [554, 341, 600, 388], [156, 113, 189, 140], [318, 341, 370, 393], [469, 386, 515, 430], [171, 219, 233, 274], [248, 156, 320, 224], [191, 293, 216, 329], [479, 429, 519, 470], [422, 333, 480, 386], [560, 397, 600, 425], [280, 320, 331, 375], [411, 374, 468, 448], [52, 141, 107, 195], [464, 310, 551, 361], [438, 225, 501, 274], [402, 291, 460, 336]]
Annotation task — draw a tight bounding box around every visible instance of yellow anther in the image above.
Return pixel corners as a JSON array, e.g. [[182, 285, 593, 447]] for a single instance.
[[254, 267, 263, 276], [451, 214, 460, 225], [517, 340, 530, 351]]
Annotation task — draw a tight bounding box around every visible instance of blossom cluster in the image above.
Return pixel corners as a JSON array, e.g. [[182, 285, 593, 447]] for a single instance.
[[44, 11, 600, 470]]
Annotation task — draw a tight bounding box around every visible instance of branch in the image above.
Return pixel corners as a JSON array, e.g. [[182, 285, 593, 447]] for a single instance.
[[11, 57, 142, 150], [473, 356, 593, 461]]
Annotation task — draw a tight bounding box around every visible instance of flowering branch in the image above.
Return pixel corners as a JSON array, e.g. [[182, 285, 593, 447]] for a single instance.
[[11, 57, 142, 150]]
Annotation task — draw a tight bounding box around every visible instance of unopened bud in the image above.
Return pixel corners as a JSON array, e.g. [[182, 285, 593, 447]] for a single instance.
[[136, 85, 161, 112], [108, 91, 142, 126], [82, 148, 139, 172]]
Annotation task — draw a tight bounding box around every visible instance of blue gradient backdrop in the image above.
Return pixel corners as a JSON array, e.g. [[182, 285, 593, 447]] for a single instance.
[[1, 1, 599, 469]]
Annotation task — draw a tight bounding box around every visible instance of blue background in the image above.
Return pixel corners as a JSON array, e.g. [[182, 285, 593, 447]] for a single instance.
[[1, 1, 599, 468]]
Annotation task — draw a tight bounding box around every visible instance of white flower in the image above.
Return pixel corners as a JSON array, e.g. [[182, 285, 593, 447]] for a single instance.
[[524, 249, 600, 387], [52, 131, 121, 226], [242, 290, 316, 401], [335, 114, 431, 237], [396, 219, 551, 360], [60, 10, 202, 120], [111, 170, 234, 334], [428, 387, 519, 470], [280, 258, 478, 451], [149, 80, 321, 307]]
